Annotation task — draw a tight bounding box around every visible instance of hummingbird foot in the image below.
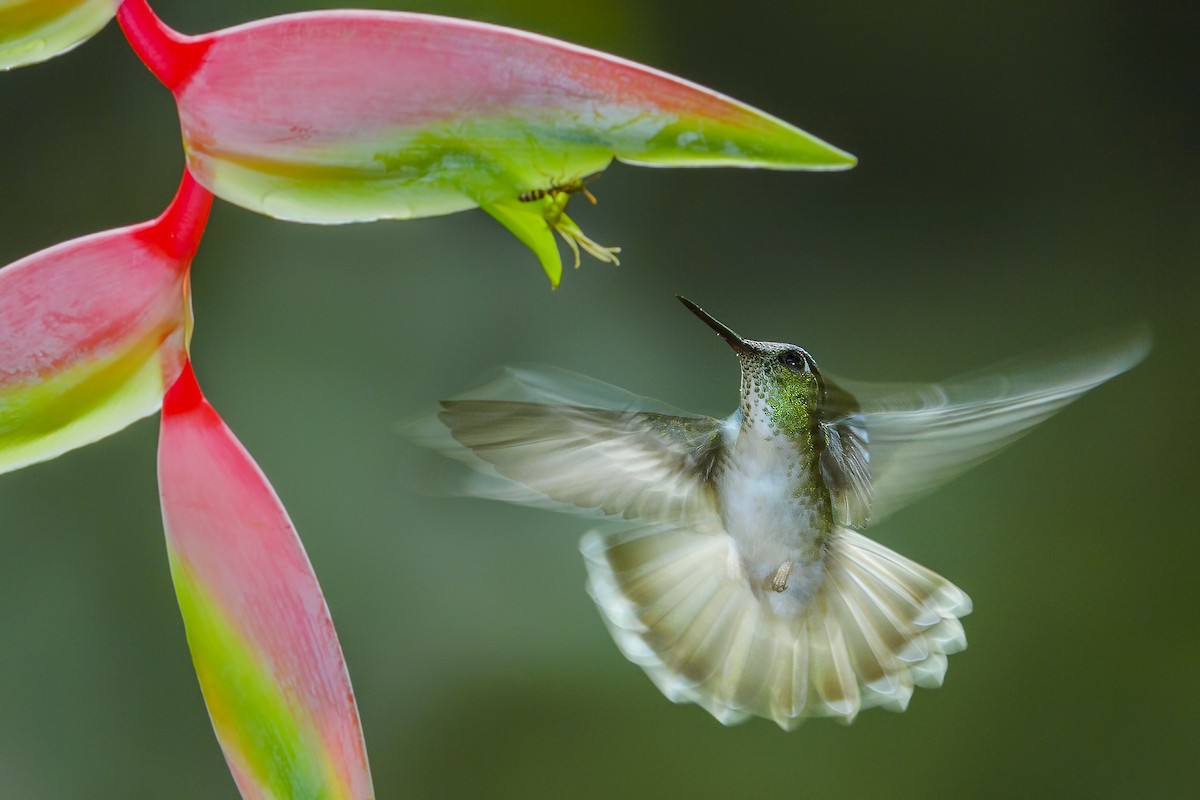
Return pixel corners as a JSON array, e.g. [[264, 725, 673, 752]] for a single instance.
[[765, 559, 796, 593]]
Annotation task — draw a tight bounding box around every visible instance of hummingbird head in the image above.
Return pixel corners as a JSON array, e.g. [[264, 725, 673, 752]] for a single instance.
[[678, 296, 825, 437]]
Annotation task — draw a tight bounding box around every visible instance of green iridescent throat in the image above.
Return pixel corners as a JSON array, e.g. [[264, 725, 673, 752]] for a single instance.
[[758, 361, 833, 528]]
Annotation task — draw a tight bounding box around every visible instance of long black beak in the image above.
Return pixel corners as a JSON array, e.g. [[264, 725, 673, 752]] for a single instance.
[[677, 296, 755, 356]]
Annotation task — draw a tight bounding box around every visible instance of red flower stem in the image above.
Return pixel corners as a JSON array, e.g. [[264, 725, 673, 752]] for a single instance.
[[116, 0, 211, 91], [163, 359, 204, 415], [138, 169, 215, 261]]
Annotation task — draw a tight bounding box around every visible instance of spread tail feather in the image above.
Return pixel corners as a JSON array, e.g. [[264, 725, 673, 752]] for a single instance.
[[582, 524, 971, 729]]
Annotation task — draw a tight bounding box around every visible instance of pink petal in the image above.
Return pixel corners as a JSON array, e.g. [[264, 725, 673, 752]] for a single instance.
[[0, 169, 211, 472], [158, 362, 374, 800], [0, 0, 119, 69], [116, 1, 854, 284]]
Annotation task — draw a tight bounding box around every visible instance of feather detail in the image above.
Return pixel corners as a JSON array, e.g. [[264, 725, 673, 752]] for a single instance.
[[432, 369, 724, 523], [841, 324, 1151, 522], [583, 523, 970, 729]]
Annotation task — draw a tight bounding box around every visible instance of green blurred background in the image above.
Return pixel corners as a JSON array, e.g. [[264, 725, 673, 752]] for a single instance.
[[1, 1, 1196, 797]]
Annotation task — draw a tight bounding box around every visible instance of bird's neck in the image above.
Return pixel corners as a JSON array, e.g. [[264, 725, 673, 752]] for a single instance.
[[728, 399, 829, 516]]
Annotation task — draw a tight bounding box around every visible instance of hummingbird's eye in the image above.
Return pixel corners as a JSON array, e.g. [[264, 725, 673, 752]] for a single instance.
[[779, 350, 808, 374]]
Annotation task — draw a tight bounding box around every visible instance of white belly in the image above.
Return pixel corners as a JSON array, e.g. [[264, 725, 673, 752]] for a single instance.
[[717, 418, 830, 615]]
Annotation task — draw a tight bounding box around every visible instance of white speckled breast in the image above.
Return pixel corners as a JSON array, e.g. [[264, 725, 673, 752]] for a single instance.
[[716, 406, 831, 617]]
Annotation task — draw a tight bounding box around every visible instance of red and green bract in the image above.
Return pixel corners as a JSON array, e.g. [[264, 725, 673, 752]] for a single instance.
[[117, 0, 855, 286], [0, 170, 209, 473], [159, 362, 374, 800], [0, 0, 119, 69]]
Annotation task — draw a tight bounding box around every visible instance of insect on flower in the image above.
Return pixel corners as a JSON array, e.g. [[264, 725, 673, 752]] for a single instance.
[[518, 174, 601, 205], [517, 173, 619, 270]]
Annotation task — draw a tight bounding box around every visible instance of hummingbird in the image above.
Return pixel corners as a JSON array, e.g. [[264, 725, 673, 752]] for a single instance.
[[426, 298, 1150, 729]]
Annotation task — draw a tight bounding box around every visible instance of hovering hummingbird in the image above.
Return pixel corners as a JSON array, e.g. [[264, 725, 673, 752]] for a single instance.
[[425, 298, 1149, 729]]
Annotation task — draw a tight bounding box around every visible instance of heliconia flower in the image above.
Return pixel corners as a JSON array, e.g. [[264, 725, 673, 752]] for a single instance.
[[0, 169, 211, 474], [116, 0, 856, 286], [0, 0, 119, 70], [158, 361, 374, 800]]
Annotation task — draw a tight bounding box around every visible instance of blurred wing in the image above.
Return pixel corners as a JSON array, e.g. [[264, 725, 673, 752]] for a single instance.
[[818, 379, 872, 529], [430, 366, 726, 522], [836, 324, 1151, 524]]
